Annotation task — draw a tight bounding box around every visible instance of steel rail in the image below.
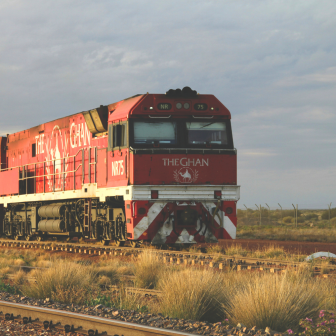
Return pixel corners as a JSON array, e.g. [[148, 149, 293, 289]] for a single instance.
[[0, 301, 191, 336]]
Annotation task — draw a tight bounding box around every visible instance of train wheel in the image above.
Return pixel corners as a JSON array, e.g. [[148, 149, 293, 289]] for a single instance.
[[37, 236, 44, 242], [25, 235, 32, 241], [14, 235, 21, 241], [101, 240, 110, 246], [115, 240, 125, 247]]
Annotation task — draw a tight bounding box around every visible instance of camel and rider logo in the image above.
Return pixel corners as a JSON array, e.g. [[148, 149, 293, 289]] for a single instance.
[[173, 168, 199, 183]]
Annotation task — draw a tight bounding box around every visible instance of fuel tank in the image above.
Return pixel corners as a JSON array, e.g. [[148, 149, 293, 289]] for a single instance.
[[38, 219, 65, 232]]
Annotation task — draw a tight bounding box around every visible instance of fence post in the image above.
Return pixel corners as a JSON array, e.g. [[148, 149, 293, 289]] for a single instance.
[[255, 204, 261, 225], [328, 202, 332, 226], [243, 204, 249, 224], [278, 203, 283, 224], [292, 203, 297, 227], [265, 203, 270, 225]]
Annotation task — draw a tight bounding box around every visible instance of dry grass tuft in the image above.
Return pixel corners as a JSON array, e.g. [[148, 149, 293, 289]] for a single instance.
[[36, 260, 53, 268], [0, 266, 11, 276], [113, 285, 148, 311], [206, 244, 224, 254], [97, 275, 112, 287], [223, 244, 249, 256], [23, 261, 97, 304], [0, 257, 12, 268], [188, 245, 202, 254], [116, 265, 134, 276], [134, 251, 164, 289], [96, 266, 120, 285], [225, 269, 325, 331], [12, 270, 27, 287], [158, 269, 227, 322], [14, 259, 26, 266]]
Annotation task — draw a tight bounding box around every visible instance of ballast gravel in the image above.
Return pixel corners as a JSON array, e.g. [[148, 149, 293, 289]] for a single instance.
[[0, 292, 289, 336], [0, 319, 86, 335]]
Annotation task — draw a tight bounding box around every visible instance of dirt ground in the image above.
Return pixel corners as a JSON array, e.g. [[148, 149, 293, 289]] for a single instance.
[[218, 239, 336, 255]]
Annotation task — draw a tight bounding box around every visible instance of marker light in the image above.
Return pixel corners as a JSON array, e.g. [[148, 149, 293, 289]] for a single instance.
[[176, 103, 182, 109], [184, 103, 190, 109], [225, 207, 233, 214], [151, 190, 159, 199]]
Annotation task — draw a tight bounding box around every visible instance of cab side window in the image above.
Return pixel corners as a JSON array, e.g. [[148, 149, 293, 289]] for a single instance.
[[108, 123, 127, 151]]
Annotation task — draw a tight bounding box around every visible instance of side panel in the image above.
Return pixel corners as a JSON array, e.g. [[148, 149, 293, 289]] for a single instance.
[[106, 149, 129, 187], [131, 153, 237, 185], [97, 148, 107, 187], [0, 168, 19, 195], [0, 204, 3, 234]]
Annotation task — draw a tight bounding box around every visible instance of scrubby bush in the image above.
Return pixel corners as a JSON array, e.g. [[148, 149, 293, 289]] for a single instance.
[[305, 213, 319, 221], [134, 251, 164, 289], [282, 210, 302, 218], [225, 270, 325, 332], [158, 269, 227, 322], [297, 216, 305, 224], [322, 207, 336, 220], [283, 216, 294, 223]]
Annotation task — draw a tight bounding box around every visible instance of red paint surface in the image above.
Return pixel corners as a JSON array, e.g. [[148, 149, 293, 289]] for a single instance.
[[131, 153, 236, 185], [0, 168, 19, 195]]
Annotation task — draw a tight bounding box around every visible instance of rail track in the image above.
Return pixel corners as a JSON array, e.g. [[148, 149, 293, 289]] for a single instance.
[[0, 300, 191, 336], [1, 239, 336, 276]]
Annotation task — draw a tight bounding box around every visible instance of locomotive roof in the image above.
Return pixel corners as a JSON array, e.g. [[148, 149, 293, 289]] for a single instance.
[[7, 90, 231, 140]]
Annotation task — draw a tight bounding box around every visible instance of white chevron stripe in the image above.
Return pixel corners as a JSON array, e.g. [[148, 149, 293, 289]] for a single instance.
[[133, 202, 167, 240], [223, 215, 236, 239], [203, 202, 236, 239]]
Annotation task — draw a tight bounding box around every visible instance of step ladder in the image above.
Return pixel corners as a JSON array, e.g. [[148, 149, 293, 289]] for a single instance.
[[84, 199, 92, 238]]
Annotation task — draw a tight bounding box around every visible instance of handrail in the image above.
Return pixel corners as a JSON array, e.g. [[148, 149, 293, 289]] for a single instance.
[[18, 164, 83, 181], [0, 148, 84, 172], [1, 147, 98, 195]]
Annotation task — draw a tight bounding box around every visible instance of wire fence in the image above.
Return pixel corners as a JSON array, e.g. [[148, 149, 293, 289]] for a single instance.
[[237, 204, 336, 227]]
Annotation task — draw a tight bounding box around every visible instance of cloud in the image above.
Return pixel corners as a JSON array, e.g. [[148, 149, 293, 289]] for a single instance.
[[238, 166, 336, 209], [277, 67, 336, 87], [0, 0, 336, 207], [239, 150, 277, 157]]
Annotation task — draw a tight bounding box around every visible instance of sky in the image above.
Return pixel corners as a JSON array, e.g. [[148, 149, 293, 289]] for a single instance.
[[0, 0, 335, 209]]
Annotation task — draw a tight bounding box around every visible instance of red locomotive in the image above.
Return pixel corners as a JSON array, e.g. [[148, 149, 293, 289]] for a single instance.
[[0, 87, 240, 246]]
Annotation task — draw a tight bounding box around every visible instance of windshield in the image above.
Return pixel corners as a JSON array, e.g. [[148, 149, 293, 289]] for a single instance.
[[186, 121, 228, 145], [134, 121, 177, 144]]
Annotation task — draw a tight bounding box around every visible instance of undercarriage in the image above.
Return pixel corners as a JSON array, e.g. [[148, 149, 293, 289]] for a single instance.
[[2, 197, 129, 246]]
